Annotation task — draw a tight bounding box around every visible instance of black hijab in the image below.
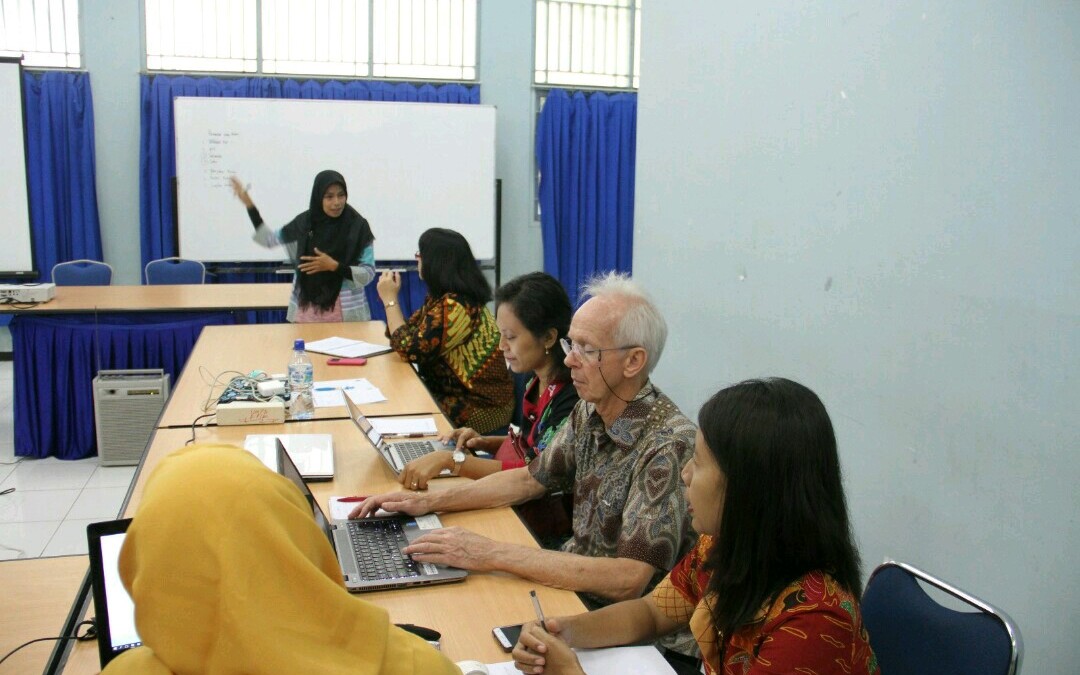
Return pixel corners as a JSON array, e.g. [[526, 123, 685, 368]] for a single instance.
[[294, 170, 374, 311]]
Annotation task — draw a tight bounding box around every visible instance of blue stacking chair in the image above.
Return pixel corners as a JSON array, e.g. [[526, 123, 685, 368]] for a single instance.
[[51, 259, 113, 286], [144, 257, 206, 285], [862, 560, 1023, 675]]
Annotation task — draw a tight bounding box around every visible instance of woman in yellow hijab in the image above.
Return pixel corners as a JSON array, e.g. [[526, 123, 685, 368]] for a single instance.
[[105, 444, 459, 675]]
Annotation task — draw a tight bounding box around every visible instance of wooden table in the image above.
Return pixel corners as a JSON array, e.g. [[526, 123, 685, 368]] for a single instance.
[[157, 322, 443, 428], [0, 556, 89, 674], [57, 420, 585, 671], [0, 283, 292, 314]]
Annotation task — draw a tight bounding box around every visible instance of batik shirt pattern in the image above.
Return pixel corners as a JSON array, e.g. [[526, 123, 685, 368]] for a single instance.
[[653, 535, 879, 675]]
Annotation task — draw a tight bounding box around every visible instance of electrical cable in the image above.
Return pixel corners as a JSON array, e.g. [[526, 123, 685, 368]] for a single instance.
[[187, 413, 217, 445], [0, 297, 43, 310], [0, 619, 97, 666]]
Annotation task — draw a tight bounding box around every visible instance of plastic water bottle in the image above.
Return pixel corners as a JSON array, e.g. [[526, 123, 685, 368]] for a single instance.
[[287, 339, 314, 420]]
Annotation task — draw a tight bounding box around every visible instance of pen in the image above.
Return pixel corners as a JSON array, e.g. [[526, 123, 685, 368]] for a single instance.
[[382, 432, 427, 438], [336, 496, 368, 503], [530, 589, 546, 626]]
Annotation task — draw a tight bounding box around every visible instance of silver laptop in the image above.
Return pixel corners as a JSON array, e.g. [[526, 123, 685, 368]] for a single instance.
[[274, 439, 467, 592], [244, 433, 335, 481], [343, 395, 453, 476]]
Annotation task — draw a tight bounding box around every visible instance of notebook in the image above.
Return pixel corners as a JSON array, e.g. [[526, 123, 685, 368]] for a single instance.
[[86, 518, 141, 668], [343, 395, 453, 476], [303, 336, 392, 359], [244, 433, 335, 481], [273, 439, 467, 592]]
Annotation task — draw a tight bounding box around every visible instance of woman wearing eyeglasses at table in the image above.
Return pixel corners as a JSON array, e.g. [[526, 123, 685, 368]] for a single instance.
[[511, 378, 878, 675], [399, 272, 579, 493], [377, 228, 514, 437]]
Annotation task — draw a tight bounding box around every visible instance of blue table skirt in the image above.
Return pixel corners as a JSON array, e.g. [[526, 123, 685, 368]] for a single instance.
[[11, 312, 238, 460]]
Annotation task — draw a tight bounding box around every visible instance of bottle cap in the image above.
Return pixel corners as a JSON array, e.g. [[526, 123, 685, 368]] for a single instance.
[[294, 339, 305, 350]]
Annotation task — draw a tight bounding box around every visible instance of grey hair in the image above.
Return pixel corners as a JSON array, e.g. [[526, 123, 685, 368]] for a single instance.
[[580, 271, 667, 377]]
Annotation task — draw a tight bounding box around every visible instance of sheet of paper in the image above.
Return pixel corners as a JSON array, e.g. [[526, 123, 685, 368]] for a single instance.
[[485, 646, 674, 675], [311, 378, 386, 408], [305, 336, 390, 358], [343, 386, 387, 405], [369, 416, 439, 436]]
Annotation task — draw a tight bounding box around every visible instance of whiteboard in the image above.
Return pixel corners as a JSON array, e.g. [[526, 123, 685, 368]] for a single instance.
[[0, 59, 35, 277], [174, 97, 496, 262]]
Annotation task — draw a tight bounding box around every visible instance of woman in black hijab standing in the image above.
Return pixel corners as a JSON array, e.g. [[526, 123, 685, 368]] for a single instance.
[[231, 171, 376, 322]]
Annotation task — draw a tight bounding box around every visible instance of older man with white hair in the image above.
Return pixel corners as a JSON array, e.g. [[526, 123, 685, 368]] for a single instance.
[[353, 272, 697, 659]]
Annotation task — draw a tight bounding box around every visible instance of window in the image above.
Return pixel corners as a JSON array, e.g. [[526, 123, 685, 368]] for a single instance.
[[145, 0, 257, 73], [371, 0, 476, 80], [144, 0, 477, 81], [534, 0, 640, 90], [0, 0, 81, 68]]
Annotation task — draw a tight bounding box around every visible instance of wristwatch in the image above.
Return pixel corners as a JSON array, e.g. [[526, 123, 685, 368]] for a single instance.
[[450, 450, 466, 476]]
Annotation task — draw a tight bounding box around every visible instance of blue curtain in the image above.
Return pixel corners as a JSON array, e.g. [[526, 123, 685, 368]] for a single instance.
[[535, 89, 637, 305], [12, 312, 236, 459], [139, 75, 474, 319], [20, 70, 103, 281]]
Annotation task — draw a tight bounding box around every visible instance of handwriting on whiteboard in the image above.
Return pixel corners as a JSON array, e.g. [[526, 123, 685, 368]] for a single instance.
[[202, 130, 242, 189]]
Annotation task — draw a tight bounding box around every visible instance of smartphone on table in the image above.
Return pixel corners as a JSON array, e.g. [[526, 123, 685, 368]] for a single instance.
[[326, 357, 367, 366], [492, 624, 523, 652]]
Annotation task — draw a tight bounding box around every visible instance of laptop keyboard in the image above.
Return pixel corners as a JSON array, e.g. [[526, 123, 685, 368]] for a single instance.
[[395, 441, 436, 462], [347, 520, 422, 580]]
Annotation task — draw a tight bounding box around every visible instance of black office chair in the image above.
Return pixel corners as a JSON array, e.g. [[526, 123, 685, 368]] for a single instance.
[[862, 560, 1023, 675]]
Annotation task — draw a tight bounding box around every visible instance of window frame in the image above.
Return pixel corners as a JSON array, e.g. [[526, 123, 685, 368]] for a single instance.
[[0, 0, 83, 70], [532, 0, 640, 93], [141, 0, 480, 83]]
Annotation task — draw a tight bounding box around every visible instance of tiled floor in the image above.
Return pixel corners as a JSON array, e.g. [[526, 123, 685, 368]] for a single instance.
[[0, 360, 134, 560]]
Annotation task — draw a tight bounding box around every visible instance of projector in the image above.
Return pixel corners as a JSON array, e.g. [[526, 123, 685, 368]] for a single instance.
[[0, 283, 55, 304]]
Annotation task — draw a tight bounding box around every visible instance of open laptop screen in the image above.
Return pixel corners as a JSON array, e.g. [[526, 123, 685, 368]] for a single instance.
[[275, 438, 334, 544], [87, 518, 141, 668], [344, 395, 384, 447]]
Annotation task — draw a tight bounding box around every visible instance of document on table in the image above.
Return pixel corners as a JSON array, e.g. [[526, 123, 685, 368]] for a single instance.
[[304, 336, 391, 358], [311, 378, 386, 408], [481, 646, 675, 674], [369, 416, 439, 436]]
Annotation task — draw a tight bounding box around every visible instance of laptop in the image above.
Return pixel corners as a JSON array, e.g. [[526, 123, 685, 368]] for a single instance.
[[273, 439, 467, 592], [243, 433, 335, 481], [86, 518, 141, 668], [343, 395, 453, 476]]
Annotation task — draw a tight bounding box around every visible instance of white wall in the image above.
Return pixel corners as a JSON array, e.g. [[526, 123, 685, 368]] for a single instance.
[[634, 2, 1078, 673]]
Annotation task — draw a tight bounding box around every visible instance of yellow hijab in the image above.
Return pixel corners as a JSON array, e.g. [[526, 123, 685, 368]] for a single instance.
[[104, 444, 458, 675]]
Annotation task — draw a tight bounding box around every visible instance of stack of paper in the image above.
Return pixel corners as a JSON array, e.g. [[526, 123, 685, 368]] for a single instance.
[[369, 416, 439, 436], [305, 336, 391, 358]]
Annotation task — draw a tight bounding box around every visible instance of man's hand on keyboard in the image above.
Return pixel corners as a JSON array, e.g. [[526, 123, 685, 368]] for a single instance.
[[403, 526, 500, 572], [348, 491, 433, 519]]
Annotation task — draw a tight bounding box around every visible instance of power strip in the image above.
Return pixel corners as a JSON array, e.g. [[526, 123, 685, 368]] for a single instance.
[[217, 400, 286, 426]]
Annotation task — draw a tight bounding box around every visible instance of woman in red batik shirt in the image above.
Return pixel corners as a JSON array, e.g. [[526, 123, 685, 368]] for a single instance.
[[512, 378, 879, 675], [398, 272, 578, 491]]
